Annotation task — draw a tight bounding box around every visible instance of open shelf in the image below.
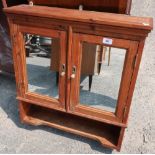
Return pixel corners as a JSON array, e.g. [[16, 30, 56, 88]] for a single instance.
[[17, 97, 126, 127], [21, 102, 121, 149]]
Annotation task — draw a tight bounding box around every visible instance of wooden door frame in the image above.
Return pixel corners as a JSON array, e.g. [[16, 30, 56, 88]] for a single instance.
[[14, 25, 67, 111], [69, 33, 139, 126]]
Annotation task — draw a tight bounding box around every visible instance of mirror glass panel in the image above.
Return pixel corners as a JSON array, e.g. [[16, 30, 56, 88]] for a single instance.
[[24, 33, 60, 99], [79, 43, 126, 112]]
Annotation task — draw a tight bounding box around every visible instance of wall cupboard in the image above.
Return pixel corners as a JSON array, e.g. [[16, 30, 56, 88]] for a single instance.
[[28, 0, 132, 14], [4, 5, 152, 151]]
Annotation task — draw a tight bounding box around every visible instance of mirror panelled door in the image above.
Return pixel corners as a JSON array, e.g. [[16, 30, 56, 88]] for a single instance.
[[70, 33, 138, 123], [17, 26, 67, 111], [16, 25, 139, 122]]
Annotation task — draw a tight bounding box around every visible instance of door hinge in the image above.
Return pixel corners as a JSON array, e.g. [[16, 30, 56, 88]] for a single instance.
[[17, 82, 21, 90], [133, 53, 138, 69], [70, 105, 75, 111], [12, 33, 17, 45], [123, 106, 127, 120], [17, 82, 24, 90]]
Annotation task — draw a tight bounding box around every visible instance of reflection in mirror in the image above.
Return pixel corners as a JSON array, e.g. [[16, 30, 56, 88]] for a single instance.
[[80, 43, 126, 112], [24, 34, 60, 99]]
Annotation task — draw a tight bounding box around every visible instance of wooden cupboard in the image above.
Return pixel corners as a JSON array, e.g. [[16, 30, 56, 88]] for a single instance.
[[4, 4, 152, 151], [28, 0, 132, 14]]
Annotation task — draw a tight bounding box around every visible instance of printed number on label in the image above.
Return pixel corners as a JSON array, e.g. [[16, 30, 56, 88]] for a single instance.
[[103, 38, 113, 45]]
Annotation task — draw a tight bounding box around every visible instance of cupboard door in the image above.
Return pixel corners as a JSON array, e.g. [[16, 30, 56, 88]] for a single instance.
[[16, 26, 67, 111], [69, 33, 138, 124]]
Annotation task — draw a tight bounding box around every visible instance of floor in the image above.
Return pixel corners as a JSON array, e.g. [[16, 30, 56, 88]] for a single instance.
[[0, 0, 155, 153]]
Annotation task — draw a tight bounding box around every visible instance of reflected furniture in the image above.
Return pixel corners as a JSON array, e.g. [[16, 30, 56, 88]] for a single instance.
[[4, 4, 152, 151], [51, 40, 102, 90]]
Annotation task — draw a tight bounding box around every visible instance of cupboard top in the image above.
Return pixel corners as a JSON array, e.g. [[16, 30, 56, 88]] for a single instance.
[[4, 5, 153, 31]]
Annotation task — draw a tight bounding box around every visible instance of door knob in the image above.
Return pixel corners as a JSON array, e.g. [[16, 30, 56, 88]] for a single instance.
[[71, 74, 75, 79], [61, 72, 65, 76], [60, 64, 66, 77], [71, 66, 76, 79]]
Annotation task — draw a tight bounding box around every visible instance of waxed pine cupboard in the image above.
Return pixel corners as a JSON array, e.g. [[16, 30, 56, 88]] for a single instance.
[[4, 5, 152, 151]]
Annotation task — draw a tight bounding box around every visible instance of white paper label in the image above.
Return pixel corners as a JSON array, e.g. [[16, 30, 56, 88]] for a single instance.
[[103, 38, 113, 45]]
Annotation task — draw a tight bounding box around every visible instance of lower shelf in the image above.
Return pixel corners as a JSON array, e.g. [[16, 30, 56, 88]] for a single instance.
[[21, 102, 122, 150]]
